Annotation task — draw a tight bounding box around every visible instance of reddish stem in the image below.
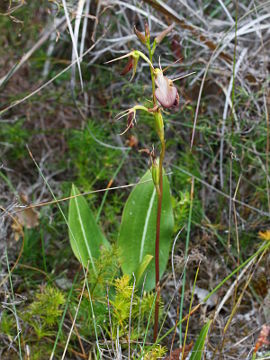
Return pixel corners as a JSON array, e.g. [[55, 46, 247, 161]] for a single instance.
[[153, 140, 165, 342]]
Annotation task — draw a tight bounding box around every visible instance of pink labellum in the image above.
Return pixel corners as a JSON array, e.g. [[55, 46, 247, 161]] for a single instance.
[[155, 72, 178, 108]]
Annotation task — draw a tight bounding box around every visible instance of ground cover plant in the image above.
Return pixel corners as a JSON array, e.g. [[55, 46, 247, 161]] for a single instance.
[[1, 0, 270, 359]]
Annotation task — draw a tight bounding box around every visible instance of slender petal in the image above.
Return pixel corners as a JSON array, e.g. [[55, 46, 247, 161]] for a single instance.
[[104, 52, 134, 64], [121, 57, 133, 76]]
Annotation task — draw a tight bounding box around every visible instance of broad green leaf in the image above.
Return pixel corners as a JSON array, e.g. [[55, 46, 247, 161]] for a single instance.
[[118, 169, 174, 291], [190, 320, 211, 360], [68, 184, 109, 273], [134, 254, 153, 287]]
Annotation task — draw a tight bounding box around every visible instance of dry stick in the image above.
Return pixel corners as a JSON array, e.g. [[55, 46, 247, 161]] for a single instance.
[[227, 157, 233, 249], [217, 247, 268, 359], [71, 0, 86, 90], [0, 206, 25, 289], [0, 0, 25, 16], [154, 241, 270, 352], [13, 164, 270, 220], [219, 0, 239, 190], [171, 164, 270, 218], [0, 16, 67, 87], [61, 264, 89, 360], [13, 178, 154, 214], [27, 148, 102, 357], [181, 263, 200, 359], [255, 0, 270, 214], [16, 264, 51, 280], [5, 250, 23, 360], [68, 310, 86, 358], [0, 39, 100, 116], [169, 229, 185, 356], [265, 89, 270, 214], [141, 0, 232, 63], [45, 337, 87, 359], [142, 1, 270, 154], [229, 172, 242, 331], [187, 3, 270, 151], [11, 170, 269, 244], [218, 175, 242, 357], [13, 168, 269, 227], [179, 178, 194, 345], [62, 0, 84, 91], [213, 254, 256, 323]]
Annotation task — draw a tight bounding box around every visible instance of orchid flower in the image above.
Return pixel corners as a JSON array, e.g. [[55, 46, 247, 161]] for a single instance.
[[115, 105, 149, 135], [106, 50, 153, 81], [154, 68, 179, 109]]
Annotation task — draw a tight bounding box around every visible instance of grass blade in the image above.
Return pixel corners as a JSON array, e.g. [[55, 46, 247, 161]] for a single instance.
[[190, 320, 211, 360]]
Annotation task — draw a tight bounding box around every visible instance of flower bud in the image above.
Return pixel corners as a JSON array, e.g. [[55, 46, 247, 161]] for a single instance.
[[130, 52, 139, 81], [155, 23, 174, 45], [154, 110, 164, 141], [144, 21, 150, 40], [134, 25, 146, 44], [151, 159, 160, 188]]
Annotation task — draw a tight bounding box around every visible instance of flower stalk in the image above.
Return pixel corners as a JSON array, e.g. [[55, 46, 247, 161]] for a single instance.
[[109, 21, 176, 342], [142, 23, 175, 342], [153, 125, 165, 342], [146, 25, 175, 342]]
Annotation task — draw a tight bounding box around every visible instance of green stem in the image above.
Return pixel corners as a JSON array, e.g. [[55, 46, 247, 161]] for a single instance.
[[147, 44, 156, 106]]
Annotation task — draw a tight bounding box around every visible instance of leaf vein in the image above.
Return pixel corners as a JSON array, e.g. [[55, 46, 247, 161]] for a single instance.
[[74, 195, 96, 274], [139, 188, 156, 263]]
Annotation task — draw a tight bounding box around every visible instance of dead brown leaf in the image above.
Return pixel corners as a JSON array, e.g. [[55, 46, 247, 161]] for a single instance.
[[12, 193, 39, 241], [164, 342, 193, 360]]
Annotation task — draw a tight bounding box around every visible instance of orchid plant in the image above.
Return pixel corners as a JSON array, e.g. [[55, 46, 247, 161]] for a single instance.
[[68, 22, 181, 343], [111, 22, 179, 340]]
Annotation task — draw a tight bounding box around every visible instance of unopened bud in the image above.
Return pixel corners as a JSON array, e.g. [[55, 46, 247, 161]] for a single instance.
[[144, 21, 150, 40], [154, 111, 164, 141], [134, 25, 146, 44], [155, 23, 174, 45], [151, 159, 160, 188], [131, 52, 139, 81]]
